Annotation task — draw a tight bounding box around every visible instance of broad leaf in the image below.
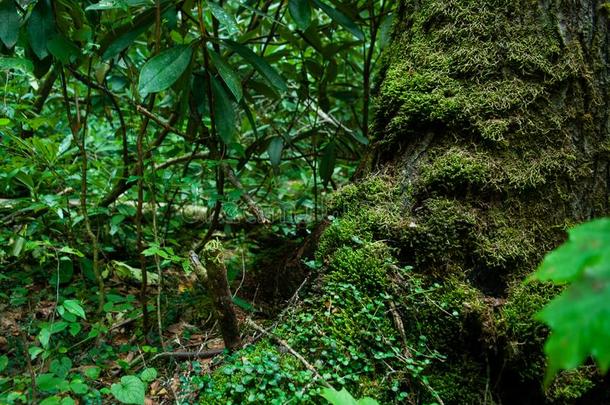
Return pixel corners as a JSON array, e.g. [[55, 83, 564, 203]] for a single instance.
[[224, 39, 287, 92], [138, 45, 193, 96], [63, 299, 86, 319], [311, 0, 364, 40], [320, 387, 358, 405], [208, 2, 239, 35], [210, 76, 236, 144], [0, 0, 19, 48], [288, 0, 312, 31], [532, 218, 610, 283], [209, 49, 242, 101], [537, 272, 610, 382], [110, 375, 145, 405], [27, 0, 56, 59], [140, 367, 157, 382]]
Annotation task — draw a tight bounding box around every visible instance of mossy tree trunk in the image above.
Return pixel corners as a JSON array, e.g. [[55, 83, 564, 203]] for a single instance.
[[369, 0, 609, 290], [360, 0, 610, 402]]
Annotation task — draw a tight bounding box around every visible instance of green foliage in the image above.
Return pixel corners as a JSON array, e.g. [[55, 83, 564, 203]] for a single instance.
[[138, 45, 193, 96], [320, 387, 379, 405], [531, 218, 610, 383], [110, 375, 146, 405]]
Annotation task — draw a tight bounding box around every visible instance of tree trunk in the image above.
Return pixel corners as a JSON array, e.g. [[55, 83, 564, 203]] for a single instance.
[[190, 241, 242, 351], [359, 0, 610, 402]]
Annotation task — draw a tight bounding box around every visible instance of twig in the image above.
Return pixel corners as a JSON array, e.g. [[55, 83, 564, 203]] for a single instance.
[[245, 318, 331, 388], [223, 164, 269, 224]]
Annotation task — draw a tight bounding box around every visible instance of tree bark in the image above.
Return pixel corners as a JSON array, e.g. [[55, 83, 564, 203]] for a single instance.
[[190, 242, 242, 351], [359, 0, 610, 402]]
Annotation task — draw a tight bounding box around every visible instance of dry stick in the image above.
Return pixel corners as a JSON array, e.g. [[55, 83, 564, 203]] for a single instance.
[[245, 318, 332, 388]]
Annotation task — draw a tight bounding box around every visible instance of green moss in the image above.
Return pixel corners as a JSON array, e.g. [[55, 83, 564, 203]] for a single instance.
[[329, 176, 398, 214], [425, 356, 487, 405], [404, 198, 476, 270], [500, 280, 560, 380], [326, 242, 393, 292], [375, 0, 582, 146], [547, 369, 596, 402], [419, 148, 494, 192]]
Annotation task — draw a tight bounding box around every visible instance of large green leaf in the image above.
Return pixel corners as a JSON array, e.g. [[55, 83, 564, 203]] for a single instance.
[[207, 1, 239, 35], [311, 0, 364, 40], [110, 375, 145, 405], [288, 0, 312, 31], [223, 39, 287, 92], [210, 76, 236, 145], [0, 0, 19, 48], [101, 23, 150, 60], [27, 0, 56, 59], [138, 45, 193, 96], [536, 271, 610, 382], [208, 49, 242, 101], [532, 218, 610, 284]]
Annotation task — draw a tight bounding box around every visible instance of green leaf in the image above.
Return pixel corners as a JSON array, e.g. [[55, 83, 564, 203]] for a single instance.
[[0, 0, 19, 48], [59, 246, 84, 257], [223, 39, 287, 92], [319, 142, 336, 187], [138, 45, 193, 97], [50, 357, 72, 379], [70, 380, 89, 395], [311, 0, 364, 40], [537, 272, 610, 383], [267, 136, 283, 167], [0, 355, 8, 372], [84, 366, 101, 380], [47, 35, 79, 64], [210, 76, 236, 145], [39, 396, 62, 405], [27, 0, 56, 59], [63, 299, 86, 319], [0, 57, 34, 74], [207, 2, 239, 35], [288, 0, 312, 30], [140, 367, 157, 382], [101, 23, 150, 60], [320, 387, 359, 405], [37, 374, 62, 392], [232, 296, 254, 312], [208, 49, 242, 101], [532, 218, 610, 283], [110, 375, 145, 405]]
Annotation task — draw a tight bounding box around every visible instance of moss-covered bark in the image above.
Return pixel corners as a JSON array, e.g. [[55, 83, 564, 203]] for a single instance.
[[190, 1, 610, 403]]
